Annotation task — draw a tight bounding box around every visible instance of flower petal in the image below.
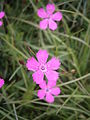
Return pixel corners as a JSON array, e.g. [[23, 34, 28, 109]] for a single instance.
[[46, 57, 60, 70], [49, 19, 57, 30], [45, 70, 59, 81], [46, 4, 55, 15], [51, 87, 61, 96], [46, 93, 54, 103], [37, 89, 46, 99], [32, 70, 44, 84], [52, 12, 62, 21], [36, 50, 48, 64], [39, 19, 48, 30], [0, 21, 3, 26], [39, 80, 46, 89], [0, 78, 4, 88], [0, 11, 5, 19], [47, 81, 56, 88], [37, 8, 48, 18], [26, 57, 39, 72]]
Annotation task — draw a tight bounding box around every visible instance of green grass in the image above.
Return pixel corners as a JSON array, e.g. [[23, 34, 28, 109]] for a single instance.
[[0, 0, 90, 120]]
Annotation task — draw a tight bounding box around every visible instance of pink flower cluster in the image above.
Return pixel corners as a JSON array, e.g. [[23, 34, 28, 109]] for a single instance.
[[37, 4, 62, 30], [0, 11, 5, 26], [26, 50, 61, 103], [0, 78, 4, 88]]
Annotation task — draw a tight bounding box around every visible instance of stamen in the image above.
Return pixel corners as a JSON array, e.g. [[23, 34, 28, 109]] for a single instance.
[[40, 64, 47, 72], [46, 88, 49, 92]]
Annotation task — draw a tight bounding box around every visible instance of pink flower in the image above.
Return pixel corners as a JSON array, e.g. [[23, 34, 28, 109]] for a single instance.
[[0, 11, 5, 26], [37, 4, 62, 30], [0, 78, 5, 88], [38, 81, 61, 103], [26, 50, 60, 84]]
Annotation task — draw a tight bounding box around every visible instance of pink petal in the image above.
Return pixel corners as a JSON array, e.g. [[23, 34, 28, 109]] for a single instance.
[[50, 87, 61, 96], [46, 93, 54, 103], [0, 21, 3, 26], [45, 70, 59, 81], [39, 19, 48, 30], [52, 12, 62, 21], [37, 8, 48, 18], [37, 89, 46, 99], [39, 80, 46, 89], [46, 57, 60, 70], [49, 19, 57, 30], [46, 4, 55, 15], [47, 81, 56, 88], [0, 11, 5, 19], [36, 50, 48, 64], [0, 78, 4, 88], [26, 57, 39, 72], [32, 70, 44, 84]]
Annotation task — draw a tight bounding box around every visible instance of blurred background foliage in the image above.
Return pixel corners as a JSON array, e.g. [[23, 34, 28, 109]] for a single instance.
[[0, 0, 90, 120]]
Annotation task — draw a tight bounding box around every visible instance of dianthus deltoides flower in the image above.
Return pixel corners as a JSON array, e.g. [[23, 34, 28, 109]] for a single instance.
[[0, 78, 5, 88], [38, 81, 61, 103], [0, 11, 5, 26], [37, 4, 62, 30], [26, 50, 60, 84]]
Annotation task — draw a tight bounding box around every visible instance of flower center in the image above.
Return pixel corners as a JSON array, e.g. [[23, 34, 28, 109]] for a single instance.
[[41, 66, 45, 70], [40, 64, 47, 72], [46, 88, 49, 92]]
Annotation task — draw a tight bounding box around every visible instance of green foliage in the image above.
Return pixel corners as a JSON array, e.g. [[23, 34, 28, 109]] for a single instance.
[[0, 0, 90, 120]]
